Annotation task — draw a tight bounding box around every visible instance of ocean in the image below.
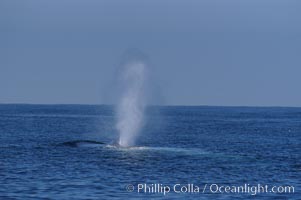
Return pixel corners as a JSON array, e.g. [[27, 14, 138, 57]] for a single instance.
[[0, 104, 300, 199]]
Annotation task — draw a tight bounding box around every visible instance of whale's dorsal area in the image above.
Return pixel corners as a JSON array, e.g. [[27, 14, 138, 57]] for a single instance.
[[60, 140, 105, 147]]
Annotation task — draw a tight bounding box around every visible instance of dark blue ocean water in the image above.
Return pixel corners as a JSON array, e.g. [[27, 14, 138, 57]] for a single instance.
[[0, 104, 300, 199]]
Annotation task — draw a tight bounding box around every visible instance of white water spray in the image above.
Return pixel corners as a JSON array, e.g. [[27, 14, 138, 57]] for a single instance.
[[116, 58, 148, 147]]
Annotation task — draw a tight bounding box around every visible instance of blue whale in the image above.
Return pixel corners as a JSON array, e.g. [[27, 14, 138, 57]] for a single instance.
[[60, 140, 105, 147]]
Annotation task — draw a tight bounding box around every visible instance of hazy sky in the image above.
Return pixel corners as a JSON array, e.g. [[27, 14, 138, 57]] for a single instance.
[[1, 0, 300, 106]]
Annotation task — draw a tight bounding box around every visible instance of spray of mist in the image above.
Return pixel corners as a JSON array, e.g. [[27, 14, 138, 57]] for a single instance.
[[116, 52, 149, 147]]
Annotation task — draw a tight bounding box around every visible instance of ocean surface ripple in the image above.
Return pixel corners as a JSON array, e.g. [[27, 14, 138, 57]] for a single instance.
[[0, 105, 300, 199]]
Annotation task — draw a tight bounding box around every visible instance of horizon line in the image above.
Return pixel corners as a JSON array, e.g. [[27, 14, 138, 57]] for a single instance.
[[0, 102, 300, 109]]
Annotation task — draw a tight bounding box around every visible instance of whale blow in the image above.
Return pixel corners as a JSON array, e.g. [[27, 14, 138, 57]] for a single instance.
[[115, 51, 149, 147]]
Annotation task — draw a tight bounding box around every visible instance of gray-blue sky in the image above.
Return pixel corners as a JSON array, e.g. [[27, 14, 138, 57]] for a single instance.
[[1, 0, 300, 106]]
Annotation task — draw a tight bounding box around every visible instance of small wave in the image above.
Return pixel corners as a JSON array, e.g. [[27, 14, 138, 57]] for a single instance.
[[105, 144, 207, 155], [105, 144, 149, 150], [0, 144, 22, 148]]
